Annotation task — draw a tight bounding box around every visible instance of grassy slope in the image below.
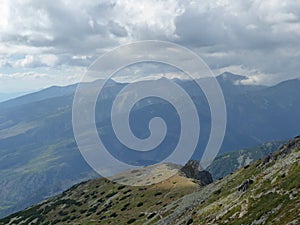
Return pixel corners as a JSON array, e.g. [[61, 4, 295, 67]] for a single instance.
[[0, 173, 199, 225], [1, 137, 299, 225], [159, 139, 300, 224]]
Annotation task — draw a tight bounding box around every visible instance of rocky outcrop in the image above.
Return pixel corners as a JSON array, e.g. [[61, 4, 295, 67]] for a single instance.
[[263, 135, 300, 165], [238, 179, 254, 192], [180, 160, 213, 186]]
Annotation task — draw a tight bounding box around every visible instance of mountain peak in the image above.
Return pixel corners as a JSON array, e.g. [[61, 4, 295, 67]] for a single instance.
[[217, 72, 248, 84]]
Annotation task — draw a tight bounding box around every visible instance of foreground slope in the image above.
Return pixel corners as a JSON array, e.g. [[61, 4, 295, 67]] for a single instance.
[[0, 164, 201, 225], [159, 136, 300, 224], [1, 136, 299, 225]]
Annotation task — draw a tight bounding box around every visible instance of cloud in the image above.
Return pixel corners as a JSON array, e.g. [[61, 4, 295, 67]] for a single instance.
[[173, 0, 300, 84], [111, 62, 187, 83], [14, 54, 58, 68], [0, 0, 120, 55], [108, 21, 128, 37], [0, 0, 182, 54], [1, 0, 300, 92], [0, 68, 83, 93]]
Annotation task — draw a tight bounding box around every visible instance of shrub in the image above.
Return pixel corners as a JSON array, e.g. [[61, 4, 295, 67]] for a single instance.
[[147, 213, 156, 219], [118, 185, 126, 190], [106, 192, 117, 198], [127, 218, 136, 224], [137, 202, 143, 207], [110, 212, 118, 218]]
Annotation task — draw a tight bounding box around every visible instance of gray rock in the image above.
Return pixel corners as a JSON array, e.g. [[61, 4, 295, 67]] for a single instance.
[[238, 179, 254, 192], [180, 160, 213, 186]]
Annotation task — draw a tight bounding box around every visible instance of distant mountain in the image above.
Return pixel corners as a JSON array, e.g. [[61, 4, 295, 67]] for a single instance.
[[216, 72, 266, 93], [0, 73, 299, 218], [0, 89, 99, 218], [0, 92, 30, 103], [207, 140, 285, 180], [0, 84, 77, 109], [217, 74, 300, 153], [1, 135, 299, 224]]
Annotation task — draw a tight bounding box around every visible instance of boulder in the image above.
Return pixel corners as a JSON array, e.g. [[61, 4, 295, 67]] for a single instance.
[[180, 160, 213, 186]]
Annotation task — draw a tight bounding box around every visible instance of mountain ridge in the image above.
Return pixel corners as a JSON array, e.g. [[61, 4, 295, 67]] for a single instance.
[[1, 135, 299, 224], [0, 72, 299, 218], [0, 71, 274, 108]]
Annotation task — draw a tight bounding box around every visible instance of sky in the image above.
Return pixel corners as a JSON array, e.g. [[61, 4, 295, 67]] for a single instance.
[[0, 0, 300, 93]]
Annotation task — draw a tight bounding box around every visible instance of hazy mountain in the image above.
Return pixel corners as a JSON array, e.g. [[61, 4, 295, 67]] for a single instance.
[[217, 73, 300, 152], [216, 72, 267, 93], [0, 92, 30, 103], [0, 84, 77, 109], [207, 140, 285, 180], [1, 135, 299, 224], [0, 72, 299, 218]]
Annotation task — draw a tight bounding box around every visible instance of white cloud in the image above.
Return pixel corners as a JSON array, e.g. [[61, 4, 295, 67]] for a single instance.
[[0, 68, 83, 93], [14, 54, 58, 68], [114, 0, 183, 39], [0, 0, 10, 30], [1, 0, 300, 92]]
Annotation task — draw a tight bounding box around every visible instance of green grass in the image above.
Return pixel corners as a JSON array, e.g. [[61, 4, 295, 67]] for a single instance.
[[0, 174, 198, 225], [179, 147, 300, 225]]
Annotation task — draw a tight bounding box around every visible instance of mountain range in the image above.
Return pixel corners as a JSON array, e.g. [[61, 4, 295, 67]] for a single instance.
[[0, 72, 299, 218], [0, 92, 30, 103]]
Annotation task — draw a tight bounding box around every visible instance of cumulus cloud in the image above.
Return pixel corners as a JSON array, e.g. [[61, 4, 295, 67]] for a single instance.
[[14, 54, 59, 68], [0, 68, 84, 93], [0, 0, 300, 91], [172, 0, 300, 84]]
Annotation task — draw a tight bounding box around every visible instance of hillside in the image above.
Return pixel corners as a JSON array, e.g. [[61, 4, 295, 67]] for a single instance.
[[1, 136, 299, 225], [0, 163, 202, 225], [158, 136, 300, 224]]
